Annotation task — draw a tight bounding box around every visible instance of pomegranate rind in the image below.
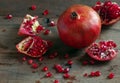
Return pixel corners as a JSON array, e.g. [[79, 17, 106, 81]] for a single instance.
[[16, 36, 49, 58], [18, 14, 44, 36], [86, 41, 118, 61]]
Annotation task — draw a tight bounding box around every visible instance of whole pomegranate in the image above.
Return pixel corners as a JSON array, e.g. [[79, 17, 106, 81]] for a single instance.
[[57, 4, 101, 49]]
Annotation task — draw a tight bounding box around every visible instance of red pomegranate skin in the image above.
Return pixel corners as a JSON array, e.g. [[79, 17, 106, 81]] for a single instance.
[[57, 4, 101, 49]]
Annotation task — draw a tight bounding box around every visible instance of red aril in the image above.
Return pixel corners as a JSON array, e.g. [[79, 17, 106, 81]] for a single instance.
[[16, 36, 50, 58], [86, 40, 118, 61], [57, 4, 101, 49], [92, 1, 120, 25], [18, 14, 44, 36]]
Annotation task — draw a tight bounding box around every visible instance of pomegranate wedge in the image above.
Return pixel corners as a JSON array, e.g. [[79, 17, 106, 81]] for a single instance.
[[18, 14, 44, 36], [92, 1, 120, 25], [16, 36, 49, 57], [86, 40, 118, 61]]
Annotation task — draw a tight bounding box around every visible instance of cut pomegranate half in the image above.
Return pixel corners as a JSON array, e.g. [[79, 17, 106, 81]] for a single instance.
[[16, 36, 50, 57], [18, 14, 44, 36], [86, 40, 118, 61], [92, 1, 120, 25]]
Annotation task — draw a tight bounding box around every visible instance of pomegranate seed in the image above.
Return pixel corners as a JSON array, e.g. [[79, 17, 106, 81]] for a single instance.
[[45, 72, 52, 77], [67, 60, 73, 65], [89, 72, 95, 77], [63, 73, 70, 79], [63, 68, 70, 73], [108, 73, 114, 79], [22, 57, 26, 61], [39, 57, 44, 61], [5, 14, 12, 19], [49, 21, 55, 26], [49, 54, 55, 59], [54, 80, 59, 83], [64, 54, 69, 59], [28, 59, 33, 64], [42, 66, 48, 72], [94, 71, 101, 76], [30, 5, 37, 10], [43, 29, 51, 35], [54, 64, 64, 73], [82, 61, 88, 65], [83, 73, 88, 77], [42, 10, 49, 16], [36, 25, 45, 33], [31, 63, 38, 69]]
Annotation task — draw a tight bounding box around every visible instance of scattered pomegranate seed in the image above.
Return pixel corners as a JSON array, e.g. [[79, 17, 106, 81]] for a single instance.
[[63, 68, 70, 73], [63, 73, 70, 79], [94, 71, 101, 76], [82, 61, 88, 65], [89, 72, 95, 77], [108, 73, 114, 79], [5, 14, 12, 19], [43, 29, 51, 35], [54, 79, 59, 83], [42, 10, 49, 16], [53, 52, 58, 57], [31, 63, 38, 69], [30, 5, 37, 10], [49, 21, 55, 26], [64, 54, 69, 59], [28, 59, 33, 65], [39, 57, 44, 61], [22, 57, 26, 61], [67, 60, 73, 65], [83, 73, 88, 77], [42, 66, 48, 72], [45, 72, 52, 77], [54, 64, 64, 73]]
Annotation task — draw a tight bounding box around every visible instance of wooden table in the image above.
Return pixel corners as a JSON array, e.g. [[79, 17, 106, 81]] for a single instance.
[[0, 0, 120, 83]]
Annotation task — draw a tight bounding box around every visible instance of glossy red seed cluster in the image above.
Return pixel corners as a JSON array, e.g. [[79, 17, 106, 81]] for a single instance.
[[86, 40, 117, 61], [92, 1, 120, 24], [83, 71, 101, 77]]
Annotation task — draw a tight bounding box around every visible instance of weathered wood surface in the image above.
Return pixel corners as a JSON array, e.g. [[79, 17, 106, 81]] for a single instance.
[[0, 0, 120, 83]]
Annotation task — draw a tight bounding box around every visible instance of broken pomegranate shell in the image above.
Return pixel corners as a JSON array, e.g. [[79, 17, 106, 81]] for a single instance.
[[18, 14, 44, 36], [92, 1, 120, 25], [86, 40, 118, 61], [16, 36, 50, 57]]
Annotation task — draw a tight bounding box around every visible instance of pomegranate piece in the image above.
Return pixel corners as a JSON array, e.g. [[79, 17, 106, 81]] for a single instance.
[[86, 40, 118, 61], [16, 36, 50, 58], [92, 1, 120, 25], [108, 73, 114, 79], [18, 14, 44, 36]]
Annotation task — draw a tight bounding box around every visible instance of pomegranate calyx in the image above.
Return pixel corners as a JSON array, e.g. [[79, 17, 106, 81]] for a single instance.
[[71, 12, 78, 19]]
